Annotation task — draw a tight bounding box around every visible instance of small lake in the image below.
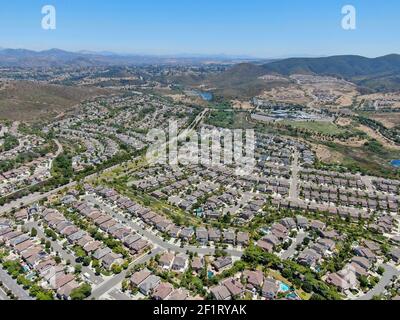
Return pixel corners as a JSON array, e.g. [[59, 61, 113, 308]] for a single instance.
[[391, 160, 400, 167]]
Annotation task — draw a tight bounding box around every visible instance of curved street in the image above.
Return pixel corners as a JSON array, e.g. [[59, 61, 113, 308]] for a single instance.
[[356, 264, 400, 300]]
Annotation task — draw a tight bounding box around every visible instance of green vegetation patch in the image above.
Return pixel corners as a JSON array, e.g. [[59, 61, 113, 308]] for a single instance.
[[280, 121, 348, 136]]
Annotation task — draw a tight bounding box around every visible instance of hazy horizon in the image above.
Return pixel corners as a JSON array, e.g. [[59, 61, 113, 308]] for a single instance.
[[1, 46, 399, 60], [1, 0, 399, 58]]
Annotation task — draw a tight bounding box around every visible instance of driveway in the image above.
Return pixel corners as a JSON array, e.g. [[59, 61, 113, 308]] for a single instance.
[[281, 231, 306, 260]]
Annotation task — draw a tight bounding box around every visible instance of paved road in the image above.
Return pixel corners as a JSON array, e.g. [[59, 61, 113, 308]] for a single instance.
[[0, 182, 76, 215], [0, 267, 33, 300], [84, 195, 244, 258], [89, 247, 164, 299], [0, 153, 145, 216], [356, 264, 400, 300], [288, 150, 300, 201], [281, 232, 306, 260], [25, 221, 104, 286]]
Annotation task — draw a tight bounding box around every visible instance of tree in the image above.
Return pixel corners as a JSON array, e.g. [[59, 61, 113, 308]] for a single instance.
[[92, 259, 100, 268], [112, 264, 122, 274], [70, 284, 92, 300], [30, 228, 38, 237], [74, 264, 82, 274], [377, 266, 385, 275], [83, 256, 91, 267], [359, 275, 369, 288]]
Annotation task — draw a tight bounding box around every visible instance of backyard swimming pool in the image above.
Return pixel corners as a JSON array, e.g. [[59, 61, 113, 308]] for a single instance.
[[279, 282, 291, 292], [391, 160, 400, 167]]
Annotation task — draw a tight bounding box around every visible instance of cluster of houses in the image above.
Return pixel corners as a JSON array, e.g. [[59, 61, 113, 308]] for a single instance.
[[40, 207, 125, 270], [372, 178, 400, 194], [325, 241, 381, 293], [257, 218, 298, 254], [0, 218, 82, 299], [78, 123, 148, 151], [46, 94, 193, 165], [129, 268, 202, 300], [134, 162, 291, 221], [158, 252, 190, 272], [108, 94, 191, 131], [300, 169, 367, 189], [62, 197, 152, 259], [300, 182, 399, 213], [58, 129, 119, 171], [370, 215, 398, 235], [210, 270, 299, 300], [256, 162, 291, 179], [87, 185, 250, 247], [270, 197, 367, 221], [132, 165, 186, 193], [0, 135, 45, 161], [256, 132, 315, 167], [294, 219, 342, 270], [256, 215, 340, 270], [255, 135, 293, 167], [0, 157, 53, 196], [297, 238, 337, 270]]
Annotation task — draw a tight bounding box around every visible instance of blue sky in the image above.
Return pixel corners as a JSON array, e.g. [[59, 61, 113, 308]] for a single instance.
[[0, 0, 398, 57]]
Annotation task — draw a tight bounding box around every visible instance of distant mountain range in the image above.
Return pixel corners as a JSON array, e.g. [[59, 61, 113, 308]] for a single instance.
[[1, 48, 400, 93], [207, 54, 400, 94], [0, 48, 258, 67]]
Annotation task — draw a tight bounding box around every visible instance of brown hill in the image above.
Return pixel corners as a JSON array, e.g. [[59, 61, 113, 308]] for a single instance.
[[0, 81, 110, 121]]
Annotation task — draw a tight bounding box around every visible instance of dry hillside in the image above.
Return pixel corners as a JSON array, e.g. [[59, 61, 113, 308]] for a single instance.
[[0, 81, 111, 121]]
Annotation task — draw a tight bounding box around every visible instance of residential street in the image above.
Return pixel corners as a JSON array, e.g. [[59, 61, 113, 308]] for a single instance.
[[356, 264, 400, 300], [288, 150, 300, 201], [25, 221, 104, 286], [0, 267, 33, 300], [89, 247, 164, 299], [84, 195, 244, 258], [0, 182, 76, 215]]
